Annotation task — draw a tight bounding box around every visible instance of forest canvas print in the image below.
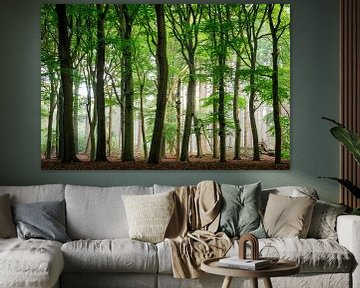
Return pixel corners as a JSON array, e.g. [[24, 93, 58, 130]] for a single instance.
[[41, 4, 290, 170]]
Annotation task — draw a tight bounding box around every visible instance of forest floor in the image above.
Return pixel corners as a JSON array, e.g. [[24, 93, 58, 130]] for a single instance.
[[41, 153, 290, 170]]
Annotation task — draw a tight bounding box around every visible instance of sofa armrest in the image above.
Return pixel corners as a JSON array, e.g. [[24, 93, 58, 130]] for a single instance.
[[337, 215, 360, 288]]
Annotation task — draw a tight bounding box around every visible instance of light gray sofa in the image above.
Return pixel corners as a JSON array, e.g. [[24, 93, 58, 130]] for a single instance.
[[0, 184, 359, 288]]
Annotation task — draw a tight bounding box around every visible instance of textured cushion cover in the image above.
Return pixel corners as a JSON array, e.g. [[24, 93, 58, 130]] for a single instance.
[[263, 193, 316, 238], [62, 239, 158, 273], [0, 238, 64, 288], [65, 185, 153, 239], [122, 191, 175, 243], [0, 194, 16, 238], [307, 200, 347, 240], [12, 200, 70, 243], [218, 182, 266, 238]]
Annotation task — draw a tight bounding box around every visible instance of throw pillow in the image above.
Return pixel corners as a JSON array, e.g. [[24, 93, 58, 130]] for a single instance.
[[12, 200, 70, 243], [307, 200, 347, 240], [122, 191, 175, 243], [0, 194, 16, 238], [263, 193, 316, 238], [218, 182, 266, 238]]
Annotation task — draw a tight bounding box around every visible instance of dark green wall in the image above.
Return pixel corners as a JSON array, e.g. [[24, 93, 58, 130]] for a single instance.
[[0, 0, 340, 202]]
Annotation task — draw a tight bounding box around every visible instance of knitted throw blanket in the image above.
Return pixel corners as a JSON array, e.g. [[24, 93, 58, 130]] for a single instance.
[[165, 180, 231, 279]]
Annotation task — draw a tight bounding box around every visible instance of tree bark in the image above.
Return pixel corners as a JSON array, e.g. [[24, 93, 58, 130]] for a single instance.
[[56, 4, 77, 162], [46, 67, 57, 159], [120, 4, 135, 161], [268, 4, 284, 164], [180, 57, 196, 161], [175, 79, 181, 161], [148, 4, 169, 163], [95, 4, 108, 161], [233, 56, 242, 160], [139, 82, 148, 159]]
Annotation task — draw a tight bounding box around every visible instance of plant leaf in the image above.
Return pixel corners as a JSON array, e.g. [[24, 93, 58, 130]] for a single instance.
[[322, 117, 360, 165], [319, 177, 360, 199], [330, 126, 360, 165]]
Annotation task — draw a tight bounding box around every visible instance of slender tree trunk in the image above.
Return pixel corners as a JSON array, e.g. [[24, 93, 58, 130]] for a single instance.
[[46, 67, 57, 159], [139, 82, 148, 159], [249, 52, 260, 161], [233, 56, 241, 160], [57, 85, 64, 159], [95, 4, 108, 161], [212, 84, 218, 159], [218, 56, 226, 162], [56, 4, 77, 162], [175, 79, 181, 161], [268, 4, 283, 164], [120, 4, 135, 161], [180, 56, 196, 161], [148, 4, 169, 163], [73, 75, 80, 154], [107, 95, 113, 157]]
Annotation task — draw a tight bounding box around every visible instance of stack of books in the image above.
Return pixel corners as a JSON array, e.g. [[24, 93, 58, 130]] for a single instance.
[[218, 257, 271, 270]]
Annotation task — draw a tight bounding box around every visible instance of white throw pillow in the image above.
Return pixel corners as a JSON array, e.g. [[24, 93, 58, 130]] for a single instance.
[[122, 191, 175, 243]]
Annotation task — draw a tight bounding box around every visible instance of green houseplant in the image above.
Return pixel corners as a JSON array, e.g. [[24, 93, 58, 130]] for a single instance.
[[321, 117, 360, 214]]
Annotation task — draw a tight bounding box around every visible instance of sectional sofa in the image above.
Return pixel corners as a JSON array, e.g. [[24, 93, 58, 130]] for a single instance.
[[0, 183, 359, 288]]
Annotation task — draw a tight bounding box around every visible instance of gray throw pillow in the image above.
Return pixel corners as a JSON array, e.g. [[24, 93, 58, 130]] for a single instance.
[[218, 182, 266, 238], [307, 200, 347, 240], [12, 200, 70, 243], [0, 194, 17, 238]]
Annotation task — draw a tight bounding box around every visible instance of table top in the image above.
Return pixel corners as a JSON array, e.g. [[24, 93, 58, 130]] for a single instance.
[[201, 257, 300, 278]]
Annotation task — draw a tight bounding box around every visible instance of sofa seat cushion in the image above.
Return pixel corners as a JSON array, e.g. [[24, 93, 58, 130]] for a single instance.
[[0, 238, 64, 288], [230, 238, 354, 273], [157, 238, 354, 274], [61, 239, 158, 273]]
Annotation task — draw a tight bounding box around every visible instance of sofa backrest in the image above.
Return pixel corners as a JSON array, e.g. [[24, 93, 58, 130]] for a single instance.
[[65, 184, 153, 240], [0, 184, 65, 204]]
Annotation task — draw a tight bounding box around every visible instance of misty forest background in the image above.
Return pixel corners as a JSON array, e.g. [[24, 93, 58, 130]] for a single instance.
[[41, 4, 290, 169]]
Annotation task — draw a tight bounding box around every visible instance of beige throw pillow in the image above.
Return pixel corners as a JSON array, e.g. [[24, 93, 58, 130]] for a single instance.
[[0, 194, 17, 238], [263, 193, 316, 238], [122, 191, 175, 243]]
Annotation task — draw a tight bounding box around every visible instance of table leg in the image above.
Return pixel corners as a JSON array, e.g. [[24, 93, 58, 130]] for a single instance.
[[221, 276, 233, 288], [263, 277, 273, 288], [251, 278, 258, 288]]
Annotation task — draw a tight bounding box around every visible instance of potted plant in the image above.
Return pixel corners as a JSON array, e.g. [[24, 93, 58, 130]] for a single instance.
[[320, 117, 360, 215]]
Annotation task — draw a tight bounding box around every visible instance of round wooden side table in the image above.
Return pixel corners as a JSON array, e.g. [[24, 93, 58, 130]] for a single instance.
[[201, 257, 300, 288]]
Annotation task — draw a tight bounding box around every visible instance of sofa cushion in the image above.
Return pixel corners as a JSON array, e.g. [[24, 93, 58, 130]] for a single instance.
[[263, 193, 316, 238], [218, 182, 266, 238], [0, 238, 64, 288], [0, 194, 16, 238], [307, 200, 347, 240], [61, 239, 158, 273], [65, 185, 153, 239], [261, 186, 319, 212], [12, 200, 70, 243], [122, 191, 175, 243], [0, 184, 65, 204], [158, 237, 353, 274]]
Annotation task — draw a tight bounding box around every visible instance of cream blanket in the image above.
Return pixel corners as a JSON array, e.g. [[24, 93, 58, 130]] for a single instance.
[[165, 181, 231, 278]]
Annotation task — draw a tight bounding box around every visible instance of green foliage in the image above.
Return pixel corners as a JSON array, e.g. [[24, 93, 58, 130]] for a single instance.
[[320, 117, 360, 199], [41, 3, 291, 164]]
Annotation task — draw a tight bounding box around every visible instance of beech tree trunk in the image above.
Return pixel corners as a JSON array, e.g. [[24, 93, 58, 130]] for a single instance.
[[233, 56, 241, 160], [148, 4, 169, 163], [95, 4, 108, 161], [120, 4, 135, 161], [56, 4, 77, 162], [180, 57, 195, 161], [268, 4, 284, 164]]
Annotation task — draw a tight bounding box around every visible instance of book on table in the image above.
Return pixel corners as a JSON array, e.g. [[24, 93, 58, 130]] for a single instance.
[[218, 257, 271, 270]]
